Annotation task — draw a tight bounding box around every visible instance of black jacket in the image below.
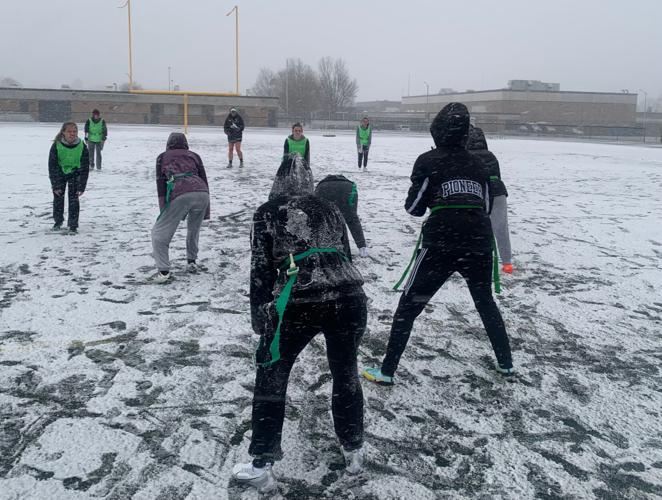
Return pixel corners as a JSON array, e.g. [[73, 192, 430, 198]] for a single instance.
[[466, 126, 507, 197], [406, 103, 493, 250], [250, 157, 364, 335], [224, 112, 244, 142], [84, 117, 108, 142], [48, 139, 90, 192]]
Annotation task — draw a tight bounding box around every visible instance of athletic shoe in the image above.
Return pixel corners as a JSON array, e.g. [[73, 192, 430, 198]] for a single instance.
[[149, 271, 172, 284], [68, 227, 78, 235], [52, 224, 62, 231], [361, 367, 394, 386], [502, 263, 513, 274], [239, 161, 244, 168], [495, 364, 516, 377], [97, 167, 101, 171], [359, 247, 369, 258], [226, 162, 233, 169], [186, 261, 199, 273], [232, 462, 277, 492], [342, 447, 364, 474]]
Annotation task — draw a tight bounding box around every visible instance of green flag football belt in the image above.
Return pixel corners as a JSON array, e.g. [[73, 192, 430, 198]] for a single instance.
[[392, 205, 501, 294], [156, 172, 194, 220], [255, 247, 348, 367]]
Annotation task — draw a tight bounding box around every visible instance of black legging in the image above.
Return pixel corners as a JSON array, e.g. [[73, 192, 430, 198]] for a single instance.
[[382, 246, 512, 376], [249, 294, 367, 465], [53, 174, 80, 229], [358, 146, 369, 168]]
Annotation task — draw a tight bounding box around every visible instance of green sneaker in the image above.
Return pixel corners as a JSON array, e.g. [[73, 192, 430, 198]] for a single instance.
[[361, 367, 394, 386]]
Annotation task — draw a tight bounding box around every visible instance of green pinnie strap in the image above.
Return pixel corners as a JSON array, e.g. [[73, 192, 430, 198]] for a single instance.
[[348, 182, 358, 206], [392, 204, 498, 292], [255, 248, 347, 367], [156, 172, 194, 221]]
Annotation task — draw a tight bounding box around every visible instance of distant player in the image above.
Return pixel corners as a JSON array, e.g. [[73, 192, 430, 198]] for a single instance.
[[84, 109, 107, 170], [356, 116, 372, 171], [48, 122, 89, 234], [224, 107, 244, 168], [283, 122, 310, 166]]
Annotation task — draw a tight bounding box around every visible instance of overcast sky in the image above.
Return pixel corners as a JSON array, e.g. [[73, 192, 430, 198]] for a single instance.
[[1, 0, 660, 103]]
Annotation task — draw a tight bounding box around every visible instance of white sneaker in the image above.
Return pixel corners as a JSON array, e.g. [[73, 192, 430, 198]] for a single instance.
[[150, 271, 171, 284], [342, 447, 364, 474], [495, 363, 516, 377], [359, 247, 369, 258], [232, 462, 277, 492]]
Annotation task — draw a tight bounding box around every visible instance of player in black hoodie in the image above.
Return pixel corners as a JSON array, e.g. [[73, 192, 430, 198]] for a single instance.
[[362, 103, 514, 386], [232, 154, 367, 491], [315, 174, 368, 257]]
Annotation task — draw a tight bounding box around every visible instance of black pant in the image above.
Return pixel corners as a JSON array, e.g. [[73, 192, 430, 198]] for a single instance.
[[382, 246, 512, 376], [53, 174, 80, 229], [88, 141, 103, 169], [358, 146, 369, 167], [249, 294, 367, 464]]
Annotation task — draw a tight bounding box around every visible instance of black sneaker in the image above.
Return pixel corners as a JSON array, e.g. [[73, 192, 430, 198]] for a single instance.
[[52, 224, 62, 231], [239, 161, 244, 168], [68, 227, 78, 235], [226, 162, 233, 169]]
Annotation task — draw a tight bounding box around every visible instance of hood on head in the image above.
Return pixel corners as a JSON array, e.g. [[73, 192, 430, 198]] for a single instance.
[[166, 132, 189, 150], [269, 154, 314, 201], [466, 125, 488, 151], [430, 102, 470, 148]]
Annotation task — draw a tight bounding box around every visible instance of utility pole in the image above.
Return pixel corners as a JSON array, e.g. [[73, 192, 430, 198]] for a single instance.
[[424, 81, 430, 121], [168, 66, 171, 91], [226, 5, 239, 94], [119, 0, 133, 90], [639, 89, 648, 143], [285, 58, 289, 118]]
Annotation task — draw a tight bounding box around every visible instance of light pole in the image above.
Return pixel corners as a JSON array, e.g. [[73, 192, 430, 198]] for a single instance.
[[639, 88, 648, 143], [168, 66, 171, 91], [424, 81, 430, 121], [285, 58, 289, 118], [226, 5, 239, 95], [119, 0, 133, 90]]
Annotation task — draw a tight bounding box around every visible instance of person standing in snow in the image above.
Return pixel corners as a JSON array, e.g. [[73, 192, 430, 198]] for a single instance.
[[48, 122, 89, 234], [232, 155, 367, 490], [84, 109, 107, 170], [356, 116, 372, 171], [466, 125, 513, 274], [224, 107, 244, 168], [283, 122, 310, 166], [150, 133, 210, 283], [315, 174, 369, 257], [362, 103, 514, 386]]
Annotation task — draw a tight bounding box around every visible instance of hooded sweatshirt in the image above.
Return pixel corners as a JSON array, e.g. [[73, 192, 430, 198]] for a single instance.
[[404, 102, 493, 250], [223, 111, 244, 142], [250, 155, 364, 335], [155, 133, 209, 212], [466, 125, 507, 197]]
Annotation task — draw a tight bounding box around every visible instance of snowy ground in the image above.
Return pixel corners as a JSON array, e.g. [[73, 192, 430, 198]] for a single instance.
[[1, 123, 661, 500]]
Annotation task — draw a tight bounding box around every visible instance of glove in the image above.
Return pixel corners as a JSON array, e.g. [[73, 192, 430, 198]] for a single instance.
[[359, 247, 369, 258]]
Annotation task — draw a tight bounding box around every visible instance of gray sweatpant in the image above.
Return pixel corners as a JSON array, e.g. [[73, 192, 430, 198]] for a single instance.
[[490, 195, 512, 264], [88, 141, 103, 169], [151, 191, 210, 272]]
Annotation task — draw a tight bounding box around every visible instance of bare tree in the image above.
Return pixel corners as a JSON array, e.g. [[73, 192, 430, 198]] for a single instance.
[[252, 68, 279, 97], [278, 58, 319, 119], [318, 57, 358, 114], [0, 76, 22, 87], [119, 81, 143, 91]]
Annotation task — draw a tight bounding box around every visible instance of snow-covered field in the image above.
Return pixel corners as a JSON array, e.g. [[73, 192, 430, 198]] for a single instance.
[[1, 123, 661, 500]]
